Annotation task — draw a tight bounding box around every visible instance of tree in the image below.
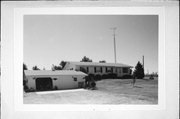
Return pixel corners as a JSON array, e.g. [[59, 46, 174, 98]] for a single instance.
[[99, 60, 106, 63], [60, 61, 67, 69], [23, 63, 28, 70], [32, 65, 40, 70], [51, 64, 62, 71], [133, 61, 144, 79], [23, 63, 28, 92], [80, 56, 92, 62], [129, 69, 132, 75]]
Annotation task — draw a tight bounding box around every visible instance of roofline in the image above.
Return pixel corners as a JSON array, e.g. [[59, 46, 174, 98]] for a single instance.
[[65, 61, 133, 68], [24, 70, 87, 76], [25, 74, 87, 76]]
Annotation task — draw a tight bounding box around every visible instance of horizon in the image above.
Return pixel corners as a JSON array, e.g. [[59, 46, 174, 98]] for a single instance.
[[24, 15, 158, 74]]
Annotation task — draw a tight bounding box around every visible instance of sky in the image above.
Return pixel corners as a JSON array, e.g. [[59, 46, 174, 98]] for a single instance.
[[24, 15, 158, 74]]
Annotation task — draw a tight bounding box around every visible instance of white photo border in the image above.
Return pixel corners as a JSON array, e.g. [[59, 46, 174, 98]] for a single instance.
[[14, 7, 165, 111]]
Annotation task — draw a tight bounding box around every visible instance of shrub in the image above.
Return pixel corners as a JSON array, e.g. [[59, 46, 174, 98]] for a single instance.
[[122, 75, 132, 79], [107, 73, 117, 79], [116, 76, 122, 79], [102, 74, 108, 79], [23, 79, 29, 92], [101, 73, 117, 79], [24, 85, 29, 92], [54, 86, 58, 90], [149, 75, 154, 80], [91, 81, 96, 88], [88, 74, 95, 79], [26, 88, 35, 92], [95, 74, 101, 81]]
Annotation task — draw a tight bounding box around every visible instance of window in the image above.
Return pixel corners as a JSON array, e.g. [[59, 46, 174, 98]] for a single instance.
[[95, 67, 101, 73], [123, 68, 128, 73], [94, 67, 96, 73], [100, 67, 103, 73], [106, 67, 113, 73], [73, 77, 77, 81], [53, 78, 57, 80]]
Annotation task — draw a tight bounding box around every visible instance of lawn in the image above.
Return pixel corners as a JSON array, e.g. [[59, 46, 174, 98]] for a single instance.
[[24, 79, 158, 104]]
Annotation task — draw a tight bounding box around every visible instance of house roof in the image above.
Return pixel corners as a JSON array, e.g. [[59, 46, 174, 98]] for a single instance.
[[65, 61, 133, 68], [24, 70, 87, 76]]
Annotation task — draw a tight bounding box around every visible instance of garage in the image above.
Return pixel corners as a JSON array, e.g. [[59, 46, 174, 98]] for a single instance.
[[24, 70, 87, 92], [36, 77, 53, 91]]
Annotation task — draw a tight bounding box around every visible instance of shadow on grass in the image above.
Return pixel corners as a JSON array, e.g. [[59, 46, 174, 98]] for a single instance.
[[133, 86, 143, 88]]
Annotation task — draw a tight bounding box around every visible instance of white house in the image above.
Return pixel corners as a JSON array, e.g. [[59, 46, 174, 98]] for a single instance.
[[63, 61, 133, 77], [24, 70, 87, 91]]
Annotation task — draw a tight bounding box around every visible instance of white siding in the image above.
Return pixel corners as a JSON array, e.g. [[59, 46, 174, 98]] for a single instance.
[[117, 68, 122, 77], [26, 75, 85, 91], [76, 66, 130, 77], [102, 67, 106, 74], [113, 67, 116, 74], [53, 75, 84, 90], [88, 67, 94, 74], [52, 76, 76, 90], [27, 76, 36, 90], [64, 63, 132, 78]]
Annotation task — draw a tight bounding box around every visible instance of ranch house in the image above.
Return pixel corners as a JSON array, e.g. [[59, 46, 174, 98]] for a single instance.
[[63, 61, 133, 77]]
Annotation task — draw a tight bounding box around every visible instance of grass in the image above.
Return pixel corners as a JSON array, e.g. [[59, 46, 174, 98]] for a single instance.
[[24, 79, 158, 104]]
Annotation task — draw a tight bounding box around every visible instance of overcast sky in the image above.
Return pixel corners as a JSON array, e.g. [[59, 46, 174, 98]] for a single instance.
[[24, 15, 158, 73]]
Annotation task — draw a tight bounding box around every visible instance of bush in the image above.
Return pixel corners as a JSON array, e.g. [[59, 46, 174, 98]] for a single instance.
[[122, 75, 132, 79], [54, 86, 58, 90], [88, 74, 95, 78], [107, 73, 117, 79], [23, 80, 29, 92], [149, 75, 154, 80], [91, 81, 96, 88], [24, 85, 29, 92], [102, 74, 109, 79], [101, 73, 117, 79], [26, 88, 35, 92], [95, 74, 101, 81], [116, 76, 122, 79]]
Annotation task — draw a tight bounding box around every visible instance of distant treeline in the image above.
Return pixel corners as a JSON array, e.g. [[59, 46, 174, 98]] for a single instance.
[[23, 56, 107, 71]]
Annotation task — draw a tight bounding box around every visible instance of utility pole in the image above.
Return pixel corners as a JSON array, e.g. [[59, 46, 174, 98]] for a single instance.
[[111, 27, 117, 63], [142, 55, 144, 69]]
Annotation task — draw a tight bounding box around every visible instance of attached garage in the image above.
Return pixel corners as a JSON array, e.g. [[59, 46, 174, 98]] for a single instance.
[[24, 70, 87, 92]]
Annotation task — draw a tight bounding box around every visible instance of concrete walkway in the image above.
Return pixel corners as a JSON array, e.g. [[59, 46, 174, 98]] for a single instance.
[[35, 89, 87, 95]]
